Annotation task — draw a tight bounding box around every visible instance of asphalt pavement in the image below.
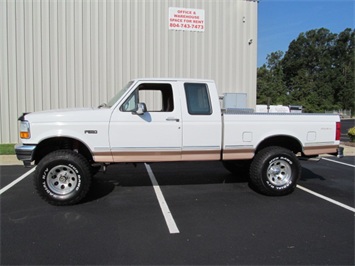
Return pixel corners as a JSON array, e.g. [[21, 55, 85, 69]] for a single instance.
[[1, 154, 354, 265]]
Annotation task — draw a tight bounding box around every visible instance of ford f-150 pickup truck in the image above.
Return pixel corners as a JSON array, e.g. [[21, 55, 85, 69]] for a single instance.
[[16, 78, 342, 205]]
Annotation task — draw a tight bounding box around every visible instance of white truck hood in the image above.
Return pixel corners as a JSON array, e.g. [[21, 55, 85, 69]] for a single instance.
[[23, 107, 112, 123]]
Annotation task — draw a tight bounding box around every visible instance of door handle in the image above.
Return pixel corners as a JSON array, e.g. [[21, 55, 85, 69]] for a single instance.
[[166, 117, 180, 122]]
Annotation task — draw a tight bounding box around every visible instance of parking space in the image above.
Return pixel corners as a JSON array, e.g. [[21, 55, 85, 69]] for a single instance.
[[0, 157, 354, 265], [298, 158, 354, 208]]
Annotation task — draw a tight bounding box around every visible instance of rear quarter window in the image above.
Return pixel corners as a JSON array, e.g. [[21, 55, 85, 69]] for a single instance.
[[184, 83, 212, 115]]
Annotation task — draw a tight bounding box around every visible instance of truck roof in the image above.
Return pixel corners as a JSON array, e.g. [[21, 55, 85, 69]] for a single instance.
[[132, 78, 215, 83]]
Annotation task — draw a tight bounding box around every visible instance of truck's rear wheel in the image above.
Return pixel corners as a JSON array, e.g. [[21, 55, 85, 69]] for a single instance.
[[250, 146, 301, 196], [34, 150, 92, 205]]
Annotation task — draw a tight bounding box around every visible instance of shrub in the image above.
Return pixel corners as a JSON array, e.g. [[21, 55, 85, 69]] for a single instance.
[[348, 127, 355, 142]]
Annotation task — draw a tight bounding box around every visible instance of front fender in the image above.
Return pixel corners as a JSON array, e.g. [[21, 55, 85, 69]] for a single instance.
[[27, 122, 110, 153]]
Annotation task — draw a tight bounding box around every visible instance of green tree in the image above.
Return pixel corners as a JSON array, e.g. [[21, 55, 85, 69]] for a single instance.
[[282, 28, 336, 112], [257, 51, 289, 105], [332, 28, 355, 112], [257, 28, 355, 114]]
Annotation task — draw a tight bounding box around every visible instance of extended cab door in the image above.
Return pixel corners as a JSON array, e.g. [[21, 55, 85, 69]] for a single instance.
[[180, 82, 222, 160], [109, 82, 182, 162]]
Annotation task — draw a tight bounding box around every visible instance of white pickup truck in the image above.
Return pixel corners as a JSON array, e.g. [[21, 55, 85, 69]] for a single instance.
[[16, 78, 342, 205]]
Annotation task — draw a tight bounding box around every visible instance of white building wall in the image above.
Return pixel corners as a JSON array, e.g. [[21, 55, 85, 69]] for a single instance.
[[0, 0, 258, 143]]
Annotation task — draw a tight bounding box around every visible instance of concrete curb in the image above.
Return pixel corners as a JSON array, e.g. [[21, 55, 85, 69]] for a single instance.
[[341, 144, 355, 156], [0, 155, 22, 166], [1, 144, 354, 166]]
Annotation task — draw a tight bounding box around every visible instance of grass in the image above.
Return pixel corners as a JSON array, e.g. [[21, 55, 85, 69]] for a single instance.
[[0, 144, 16, 155]]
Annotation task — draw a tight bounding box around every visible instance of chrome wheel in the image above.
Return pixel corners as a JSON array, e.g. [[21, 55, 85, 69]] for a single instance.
[[267, 159, 292, 186], [47, 165, 78, 195]]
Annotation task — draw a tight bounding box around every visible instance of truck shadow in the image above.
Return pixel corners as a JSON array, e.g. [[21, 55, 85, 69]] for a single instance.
[[299, 167, 326, 181], [84, 161, 248, 203], [83, 179, 116, 204], [84, 162, 328, 203]]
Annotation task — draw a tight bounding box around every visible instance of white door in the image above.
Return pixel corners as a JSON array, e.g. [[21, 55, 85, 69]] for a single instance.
[[181, 82, 222, 160], [109, 82, 182, 162]]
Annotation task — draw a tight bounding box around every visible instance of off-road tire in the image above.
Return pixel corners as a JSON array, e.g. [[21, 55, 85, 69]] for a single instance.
[[249, 146, 301, 196], [34, 150, 92, 205]]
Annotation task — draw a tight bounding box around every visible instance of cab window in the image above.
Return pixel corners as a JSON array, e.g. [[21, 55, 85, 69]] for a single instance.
[[184, 83, 212, 115], [121, 83, 174, 112]]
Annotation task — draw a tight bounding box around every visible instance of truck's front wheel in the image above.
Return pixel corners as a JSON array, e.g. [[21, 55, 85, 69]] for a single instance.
[[250, 146, 301, 196], [34, 150, 92, 205]]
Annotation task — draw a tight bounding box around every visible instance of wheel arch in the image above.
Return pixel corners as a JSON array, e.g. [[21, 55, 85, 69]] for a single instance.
[[256, 135, 303, 155], [33, 137, 93, 165]]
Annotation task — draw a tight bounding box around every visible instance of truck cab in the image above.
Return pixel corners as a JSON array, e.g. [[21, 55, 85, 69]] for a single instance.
[[106, 79, 222, 163]]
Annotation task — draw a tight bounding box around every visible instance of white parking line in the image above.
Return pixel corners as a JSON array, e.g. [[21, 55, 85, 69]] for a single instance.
[[0, 167, 36, 195], [144, 163, 180, 234], [321, 157, 355, 168], [297, 185, 355, 213]]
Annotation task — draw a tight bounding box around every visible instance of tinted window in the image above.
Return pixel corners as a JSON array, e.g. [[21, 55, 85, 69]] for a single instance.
[[184, 83, 212, 115]]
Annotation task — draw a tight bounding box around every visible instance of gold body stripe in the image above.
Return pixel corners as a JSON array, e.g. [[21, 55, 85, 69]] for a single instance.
[[93, 145, 338, 163]]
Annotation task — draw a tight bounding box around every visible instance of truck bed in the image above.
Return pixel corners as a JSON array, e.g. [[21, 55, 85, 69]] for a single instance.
[[222, 110, 340, 160]]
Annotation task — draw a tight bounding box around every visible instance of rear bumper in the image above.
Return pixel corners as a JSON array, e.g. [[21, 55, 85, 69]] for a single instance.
[[327, 146, 344, 158], [15, 144, 36, 167], [299, 146, 344, 161]]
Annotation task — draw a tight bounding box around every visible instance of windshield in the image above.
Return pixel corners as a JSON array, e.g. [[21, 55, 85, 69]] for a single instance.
[[107, 81, 134, 108]]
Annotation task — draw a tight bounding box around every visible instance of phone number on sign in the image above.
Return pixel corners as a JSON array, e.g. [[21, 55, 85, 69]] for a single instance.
[[170, 23, 204, 30]]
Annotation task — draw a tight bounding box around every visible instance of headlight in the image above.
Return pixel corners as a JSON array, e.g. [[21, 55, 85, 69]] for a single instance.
[[20, 121, 31, 139]]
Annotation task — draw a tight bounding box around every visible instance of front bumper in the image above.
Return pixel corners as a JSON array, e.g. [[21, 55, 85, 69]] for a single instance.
[[15, 144, 36, 167]]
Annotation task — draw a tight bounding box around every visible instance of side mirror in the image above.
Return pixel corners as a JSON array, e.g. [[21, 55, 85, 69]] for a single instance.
[[135, 102, 147, 115]]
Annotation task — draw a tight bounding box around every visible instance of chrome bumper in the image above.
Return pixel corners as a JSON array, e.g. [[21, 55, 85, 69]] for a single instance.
[[299, 146, 344, 161], [15, 144, 36, 167]]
